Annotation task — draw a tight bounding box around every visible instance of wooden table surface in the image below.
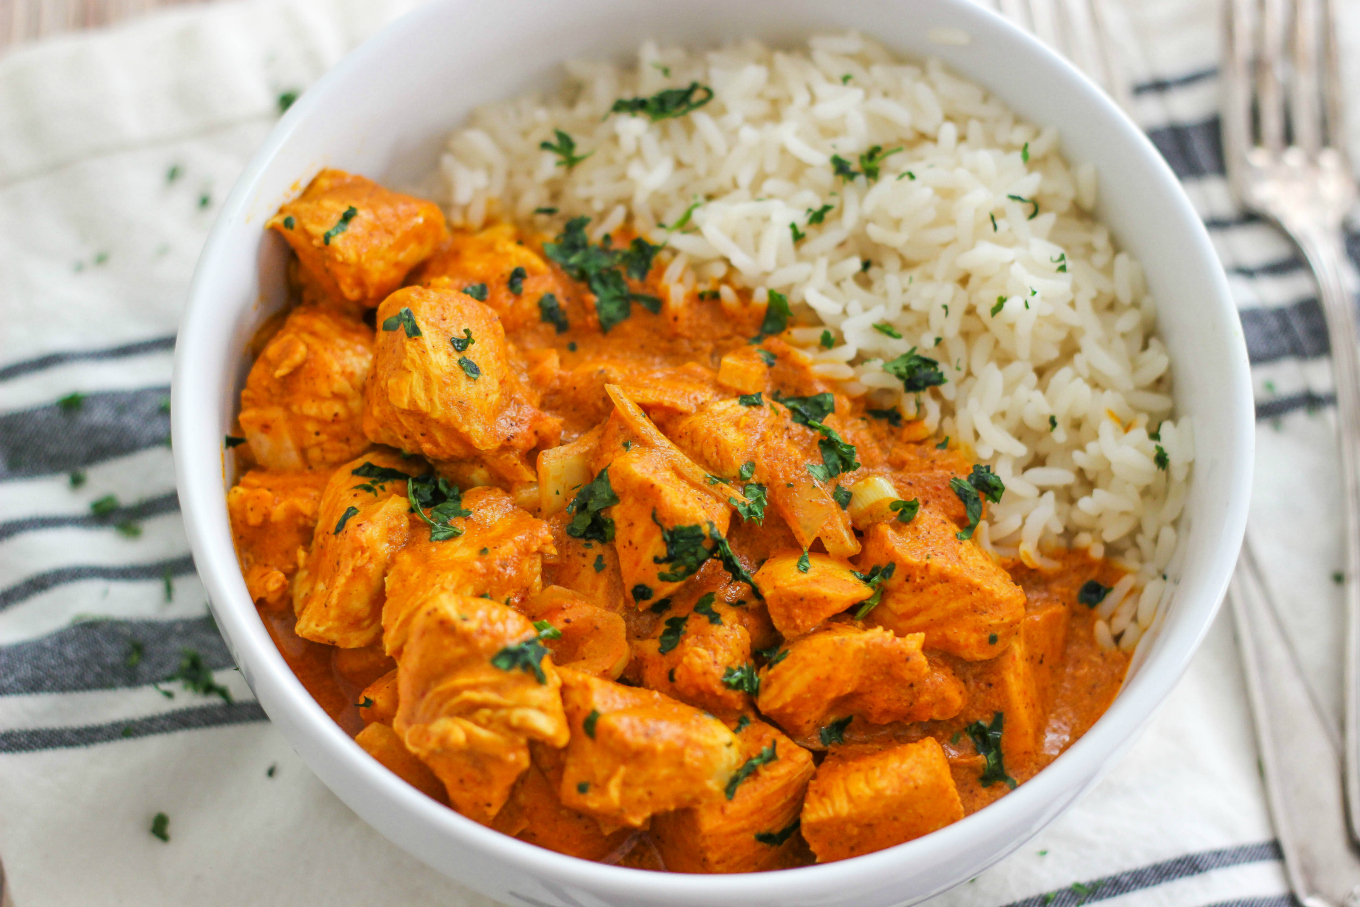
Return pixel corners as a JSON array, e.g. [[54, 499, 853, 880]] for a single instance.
[[0, 0, 212, 50]]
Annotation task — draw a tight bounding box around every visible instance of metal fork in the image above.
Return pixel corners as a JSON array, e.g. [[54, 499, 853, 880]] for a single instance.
[[1223, 0, 1360, 903]]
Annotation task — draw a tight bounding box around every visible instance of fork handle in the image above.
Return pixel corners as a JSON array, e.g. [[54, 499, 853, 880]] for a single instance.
[[1293, 224, 1360, 847]]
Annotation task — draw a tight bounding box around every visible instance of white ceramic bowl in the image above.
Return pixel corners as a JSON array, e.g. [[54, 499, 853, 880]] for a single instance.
[[172, 1, 1254, 904]]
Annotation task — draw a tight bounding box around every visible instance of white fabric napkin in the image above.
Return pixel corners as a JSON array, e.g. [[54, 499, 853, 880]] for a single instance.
[[0, 0, 1350, 904]]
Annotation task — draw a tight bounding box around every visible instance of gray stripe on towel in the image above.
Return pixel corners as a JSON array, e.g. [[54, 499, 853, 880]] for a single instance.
[[0, 386, 170, 481], [0, 335, 175, 383], [0, 700, 267, 753], [0, 554, 196, 612], [0, 616, 232, 696]]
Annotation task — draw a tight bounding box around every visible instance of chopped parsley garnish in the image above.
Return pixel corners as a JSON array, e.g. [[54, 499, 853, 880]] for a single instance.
[[322, 206, 358, 245], [950, 465, 1004, 540], [756, 644, 789, 667], [990, 213, 998, 232], [167, 165, 181, 183], [116, 521, 142, 538], [649, 597, 673, 614], [989, 633, 998, 645], [889, 498, 920, 524], [658, 615, 688, 654], [812, 427, 860, 479], [858, 145, 903, 181], [58, 391, 86, 412], [577, 781, 590, 793], [542, 217, 662, 332], [351, 461, 411, 484], [1051, 252, 1067, 272], [819, 329, 835, 349], [458, 357, 481, 380], [90, 495, 119, 518], [450, 328, 475, 352], [831, 154, 860, 182], [1078, 580, 1111, 608], [69, 470, 87, 488], [738, 392, 763, 407], [632, 584, 653, 602], [566, 468, 619, 542], [533, 620, 562, 641], [150, 812, 170, 842], [797, 550, 811, 573], [757, 349, 775, 367], [333, 506, 360, 534], [653, 514, 712, 582], [1008, 194, 1039, 220], [535, 206, 558, 215], [126, 640, 144, 669], [991, 296, 1006, 317], [754, 289, 791, 341], [774, 391, 834, 427], [883, 348, 947, 393], [1154, 445, 1169, 470], [807, 203, 834, 225], [538, 293, 569, 333], [593, 553, 605, 573], [407, 474, 471, 541], [851, 563, 896, 619], [490, 636, 552, 684], [1022, 142, 1030, 162], [966, 712, 1017, 788], [739, 461, 756, 481], [698, 289, 720, 301], [277, 90, 298, 113], [726, 742, 777, 799], [819, 715, 853, 746], [735, 714, 752, 733], [872, 322, 902, 338], [790, 222, 806, 243], [610, 81, 714, 121], [168, 648, 232, 702], [1049, 415, 1058, 431], [583, 709, 600, 738], [463, 283, 489, 301], [539, 129, 593, 169], [282, 215, 295, 230], [833, 484, 853, 509], [693, 592, 723, 625], [660, 199, 702, 231], [507, 266, 527, 295], [722, 663, 760, 696], [755, 818, 800, 846], [381, 306, 422, 338], [356, 696, 375, 709], [867, 407, 903, 427], [730, 483, 767, 524], [936, 436, 950, 450], [224, 435, 246, 448], [710, 526, 760, 597], [162, 567, 174, 602]]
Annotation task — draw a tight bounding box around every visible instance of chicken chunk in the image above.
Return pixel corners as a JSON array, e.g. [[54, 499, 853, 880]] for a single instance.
[[652, 719, 814, 873], [410, 224, 574, 334], [394, 594, 569, 824], [226, 468, 329, 610], [292, 450, 421, 647], [960, 602, 1069, 765], [605, 447, 733, 605], [556, 668, 743, 827], [632, 589, 753, 716], [757, 624, 965, 741], [355, 722, 449, 805], [267, 169, 448, 307], [526, 586, 630, 679], [754, 552, 873, 637], [358, 668, 399, 726], [363, 286, 560, 475], [857, 507, 1026, 660], [493, 760, 635, 860], [667, 397, 772, 479], [383, 486, 554, 658], [801, 738, 964, 862], [760, 416, 859, 558], [237, 306, 373, 471], [540, 512, 627, 614]]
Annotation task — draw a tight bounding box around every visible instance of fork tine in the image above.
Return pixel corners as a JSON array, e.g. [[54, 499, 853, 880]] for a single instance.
[[1320, 0, 1350, 162], [1025, 0, 1061, 55], [1292, 0, 1322, 156], [1258, 0, 1288, 155], [1223, 0, 1258, 186]]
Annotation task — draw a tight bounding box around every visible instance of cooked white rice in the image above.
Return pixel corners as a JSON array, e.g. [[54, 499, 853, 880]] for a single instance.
[[436, 33, 1193, 651]]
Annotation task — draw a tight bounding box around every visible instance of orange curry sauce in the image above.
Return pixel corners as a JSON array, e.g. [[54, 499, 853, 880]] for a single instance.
[[227, 170, 1130, 872]]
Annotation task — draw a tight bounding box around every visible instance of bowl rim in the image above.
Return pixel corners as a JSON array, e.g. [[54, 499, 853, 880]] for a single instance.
[[172, 0, 1254, 899]]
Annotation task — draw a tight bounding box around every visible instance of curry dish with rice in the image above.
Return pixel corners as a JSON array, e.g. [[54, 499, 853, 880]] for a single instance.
[[227, 167, 1130, 871]]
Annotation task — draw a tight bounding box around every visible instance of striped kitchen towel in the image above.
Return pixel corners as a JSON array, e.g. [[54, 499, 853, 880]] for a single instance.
[[0, 0, 1348, 903]]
